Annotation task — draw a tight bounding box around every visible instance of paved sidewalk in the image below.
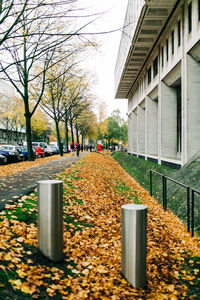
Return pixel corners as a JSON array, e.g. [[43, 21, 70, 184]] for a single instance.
[[0, 152, 88, 209]]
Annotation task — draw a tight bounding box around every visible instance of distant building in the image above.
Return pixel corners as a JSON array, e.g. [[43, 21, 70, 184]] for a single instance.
[[0, 79, 26, 145], [115, 0, 200, 168]]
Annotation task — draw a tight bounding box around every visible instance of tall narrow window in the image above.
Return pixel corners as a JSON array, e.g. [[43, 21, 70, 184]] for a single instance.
[[161, 46, 164, 67], [166, 39, 169, 61], [148, 67, 151, 84], [178, 20, 181, 46], [188, 2, 192, 33], [198, 0, 200, 21], [171, 30, 174, 54], [153, 56, 158, 77]]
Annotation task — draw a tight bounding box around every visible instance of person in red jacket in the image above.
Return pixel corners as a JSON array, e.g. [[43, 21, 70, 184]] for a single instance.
[[70, 142, 75, 156]]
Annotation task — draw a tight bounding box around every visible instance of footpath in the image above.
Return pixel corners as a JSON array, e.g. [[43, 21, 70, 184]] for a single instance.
[[0, 152, 87, 210], [0, 152, 200, 299]]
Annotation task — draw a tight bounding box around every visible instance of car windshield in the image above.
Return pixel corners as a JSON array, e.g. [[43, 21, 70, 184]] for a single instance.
[[1, 146, 13, 150]]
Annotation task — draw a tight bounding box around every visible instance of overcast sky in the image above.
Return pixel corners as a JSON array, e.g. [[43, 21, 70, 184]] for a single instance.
[[79, 0, 128, 120]]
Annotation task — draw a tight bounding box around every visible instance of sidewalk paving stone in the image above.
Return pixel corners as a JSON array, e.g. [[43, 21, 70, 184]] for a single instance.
[[0, 152, 88, 210]]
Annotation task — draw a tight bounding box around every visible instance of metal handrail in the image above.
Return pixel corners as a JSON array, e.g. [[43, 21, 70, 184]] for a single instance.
[[150, 170, 166, 210], [150, 169, 190, 233], [191, 189, 200, 237]]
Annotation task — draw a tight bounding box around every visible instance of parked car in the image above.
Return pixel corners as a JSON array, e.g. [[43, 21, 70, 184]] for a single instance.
[[49, 144, 59, 155], [32, 142, 52, 156], [18, 146, 28, 161], [0, 145, 20, 162], [43, 145, 53, 156], [0, 154, 7, 164], [17, 146, 36, 160], [32, 146, 44, 158]]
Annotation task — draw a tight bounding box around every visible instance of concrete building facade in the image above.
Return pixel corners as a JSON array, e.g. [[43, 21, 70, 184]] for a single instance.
[[115, 0, 200, 168]]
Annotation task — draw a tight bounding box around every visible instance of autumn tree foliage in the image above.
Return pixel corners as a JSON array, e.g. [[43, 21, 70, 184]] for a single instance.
[[31, 108, 50, 142], [62, 74, 93, 147], [39, 63, 73, 156], [105, 109, 127, 147], [96, 101, 107, 141], [0, 95, 25, 144], [75, 108, 98, 146]]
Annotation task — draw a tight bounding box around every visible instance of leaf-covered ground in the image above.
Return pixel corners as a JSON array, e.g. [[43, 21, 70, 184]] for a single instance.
[[0, 153, 200, 299], [0, 153, 69, 178]]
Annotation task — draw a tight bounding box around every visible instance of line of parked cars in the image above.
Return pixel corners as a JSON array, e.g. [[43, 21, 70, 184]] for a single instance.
[[0, 142, 59, 165]]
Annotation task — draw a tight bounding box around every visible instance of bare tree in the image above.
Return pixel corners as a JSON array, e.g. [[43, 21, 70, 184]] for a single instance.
[[39, 64, 74, 156], [0, 0, 121, 159], [0, 0, 28, 45], [0, 0, 93, 160]]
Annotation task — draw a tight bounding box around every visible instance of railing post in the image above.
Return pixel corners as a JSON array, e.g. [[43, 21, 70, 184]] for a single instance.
[[121, 204, 147, 288], [162, 176, 164, 209], [150, 170, 152, 196], [162, 176, 167, 210], [187, 187, 190, 232], [191, 190, 194, 237], [164, 177, 167, 210], [38, 180, 63, 262]]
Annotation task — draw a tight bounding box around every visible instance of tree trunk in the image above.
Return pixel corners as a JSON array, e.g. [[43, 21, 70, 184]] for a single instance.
[[24, 106, 34, 161], [55, 119, 63, 156], [70, 119, 74, 144], [75, 123, 79, 143], [23, 33, 34, 161], [81, 135, 84, 147], [64, 117, 69, 153]]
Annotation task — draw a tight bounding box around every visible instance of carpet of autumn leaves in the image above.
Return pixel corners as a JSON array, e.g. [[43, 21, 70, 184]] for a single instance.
[[0, 153, 200, 299]]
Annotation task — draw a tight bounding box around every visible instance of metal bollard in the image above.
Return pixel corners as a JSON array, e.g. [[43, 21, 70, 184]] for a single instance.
[[38, 180, 63, 262], [121, 204, 147, 288]]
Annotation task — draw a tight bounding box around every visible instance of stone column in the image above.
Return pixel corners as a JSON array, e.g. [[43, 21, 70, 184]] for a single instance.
[[147, 96, 158, 156], [161, 81, 177, 159]]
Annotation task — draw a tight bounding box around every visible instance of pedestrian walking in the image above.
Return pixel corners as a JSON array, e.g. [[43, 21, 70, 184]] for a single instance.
[[70, 142, 75, 156], [89, 145, 92, 152], [76, 142, 80, 156]]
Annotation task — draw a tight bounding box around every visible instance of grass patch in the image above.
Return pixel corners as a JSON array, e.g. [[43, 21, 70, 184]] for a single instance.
[[113, 152, 200, 235], [114, 181, 141, 204], [112, 152, 174, 192]]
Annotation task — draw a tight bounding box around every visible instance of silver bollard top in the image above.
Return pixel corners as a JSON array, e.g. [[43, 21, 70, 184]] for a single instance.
[[38, 180, 63, 184], [121, 204, 147, 210]]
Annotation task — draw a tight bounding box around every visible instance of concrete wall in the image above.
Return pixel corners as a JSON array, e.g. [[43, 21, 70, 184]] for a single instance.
[[187, 54, 200, 159], [132, 109, 138, 153], [124, 0, 200, 167], [128, 116, 132, 153], [161, 82, 177, 158], [138, 104, 145, 153], [147, 96, 158, 156]]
